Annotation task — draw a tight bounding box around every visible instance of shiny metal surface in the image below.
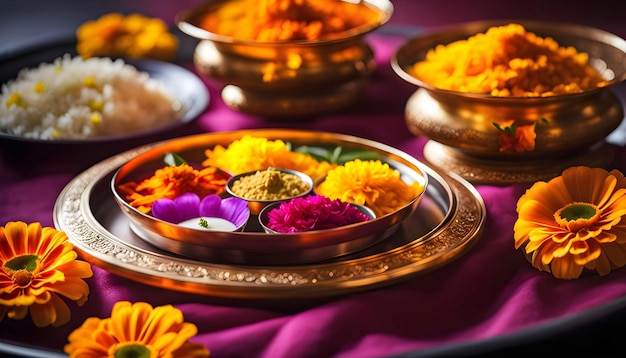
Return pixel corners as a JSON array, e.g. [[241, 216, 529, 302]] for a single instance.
[[53, 131, 485, 298], [109, 129, 427, 265], [392, 20, 626, 184], [176, 0, 393, 117]]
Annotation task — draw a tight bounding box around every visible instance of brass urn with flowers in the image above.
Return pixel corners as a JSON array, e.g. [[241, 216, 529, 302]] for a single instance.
[[392, 20, 626, 185], [176, 0, 394, 118]]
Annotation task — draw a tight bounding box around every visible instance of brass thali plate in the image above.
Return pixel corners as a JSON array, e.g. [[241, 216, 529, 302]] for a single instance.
[[53, 129, 486, 299]]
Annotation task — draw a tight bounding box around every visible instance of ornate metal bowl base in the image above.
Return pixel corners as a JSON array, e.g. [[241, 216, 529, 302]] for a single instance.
[[392, 20, 626, 186], [218, 76, 370, 118], [179, 0, 394, 118], [424, 140, 616, 185]]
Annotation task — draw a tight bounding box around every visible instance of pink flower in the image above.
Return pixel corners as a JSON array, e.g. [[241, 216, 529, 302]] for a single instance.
[[267, 195, 372, 233]]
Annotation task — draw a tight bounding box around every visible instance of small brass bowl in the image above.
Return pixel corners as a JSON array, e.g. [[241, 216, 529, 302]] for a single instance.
[[176, 0, 393, 118], [258, 200, 376, 234], [225, 168, 314, 215], [392, 20, 626, 184]]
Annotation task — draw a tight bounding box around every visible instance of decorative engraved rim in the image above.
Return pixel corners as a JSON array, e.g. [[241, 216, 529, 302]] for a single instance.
[[53, 130, 486, 299], [424, 140, 616, 185]]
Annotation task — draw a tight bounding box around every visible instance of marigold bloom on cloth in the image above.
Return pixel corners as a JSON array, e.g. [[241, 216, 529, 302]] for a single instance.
[[64, 301, 209, 357], [76, 13, 179, 60], [514, 166, 626, 279], [0, 221, 92, 327], [316, 159, 423, 217], [202, 135, 335, 180], [266, 195, 371, 233], [117, 163, 230, 214]]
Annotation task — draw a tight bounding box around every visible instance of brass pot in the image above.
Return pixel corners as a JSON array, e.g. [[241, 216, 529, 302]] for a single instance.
[[392, 20, 626, 184], [176, 0, 393, 118]]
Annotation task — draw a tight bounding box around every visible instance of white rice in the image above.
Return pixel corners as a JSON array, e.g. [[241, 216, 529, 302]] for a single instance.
[[0, 54, 183, 140]]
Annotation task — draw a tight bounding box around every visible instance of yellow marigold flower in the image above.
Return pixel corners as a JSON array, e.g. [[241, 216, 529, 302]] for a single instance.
[[117, 164, 230, 214], [64, 301, 209, 357], [202, 135, 335, 180], [316, 159, 423, 217], [0, 221, 93, 327], [514, 166, 626, 279], [76, 13, 178, 60]]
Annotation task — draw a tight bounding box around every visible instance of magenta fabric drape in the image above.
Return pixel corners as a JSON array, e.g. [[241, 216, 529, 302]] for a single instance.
[[1, 3, 626, 355]]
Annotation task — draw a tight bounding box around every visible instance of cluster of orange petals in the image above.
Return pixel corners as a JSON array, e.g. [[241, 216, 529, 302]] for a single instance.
[[65, 301, 209, 357], [495, 119, 538, 153], [411, 23, 606, 97], [118, 163, 230, 214], [514, 166, 626, 279], [199, 0, 379, 42], [0, 221, 92, 327], [76, 13, 179, 60]]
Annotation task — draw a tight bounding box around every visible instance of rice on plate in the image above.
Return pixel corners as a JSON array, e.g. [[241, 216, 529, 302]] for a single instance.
[[0, 54, 183, 140]]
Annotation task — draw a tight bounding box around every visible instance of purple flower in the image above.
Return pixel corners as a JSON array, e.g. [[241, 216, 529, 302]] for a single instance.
[[152, 193, 249, 229], [266, 195, 372, 233]]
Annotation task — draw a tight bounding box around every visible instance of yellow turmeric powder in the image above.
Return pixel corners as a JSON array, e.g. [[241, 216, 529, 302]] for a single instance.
[[230, 168, 310, 200], [199, 0, 381, 41], [410, 23, 607, 97]]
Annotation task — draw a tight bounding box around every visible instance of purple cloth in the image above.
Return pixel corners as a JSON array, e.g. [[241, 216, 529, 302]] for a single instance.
[[2, 15, 626, 358]]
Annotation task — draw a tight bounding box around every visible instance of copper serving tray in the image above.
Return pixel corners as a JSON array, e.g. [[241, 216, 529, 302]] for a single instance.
[[109, 129, 428, 265], [53, 129, 486, 299]]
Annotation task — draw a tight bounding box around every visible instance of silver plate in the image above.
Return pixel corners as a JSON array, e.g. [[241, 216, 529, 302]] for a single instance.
[[0, 58, 209, 143]]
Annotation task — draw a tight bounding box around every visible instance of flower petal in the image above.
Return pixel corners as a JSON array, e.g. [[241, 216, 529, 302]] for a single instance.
[[198, 194, 222, 218], [153, 193, 201, 223], [514, 166, 626, 279], [219, 197, 249, 227], [551, 255, 584, 279]]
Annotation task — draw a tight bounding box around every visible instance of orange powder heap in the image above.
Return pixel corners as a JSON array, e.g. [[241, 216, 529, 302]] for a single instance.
[[199, 0, 380, 41], [410, 23, 608, 97]]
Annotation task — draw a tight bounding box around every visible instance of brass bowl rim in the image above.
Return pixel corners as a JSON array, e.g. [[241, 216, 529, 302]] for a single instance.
[[391, 19, 626, 100], [175, 0, 394, 46]]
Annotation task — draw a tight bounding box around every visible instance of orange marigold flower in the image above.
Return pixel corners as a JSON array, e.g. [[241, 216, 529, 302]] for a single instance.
[[494, 119, 537, 153], [76, 13, 178, 60], [0, 221, 93, 327], [202, 135, 335, 180], [64, 301, 209, 357], [315, 159, 423, 217], [514, 166, 626, 279], [118, 163, 230, 214]]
